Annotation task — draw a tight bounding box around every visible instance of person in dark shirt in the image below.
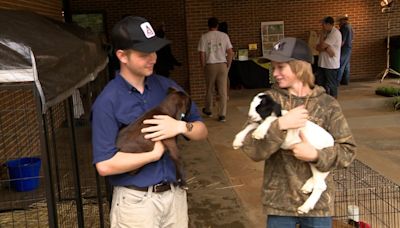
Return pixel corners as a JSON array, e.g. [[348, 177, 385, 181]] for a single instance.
[[91, 16, 207, 228], [154, 24, 181, 77], [337, 15, 354, 85]]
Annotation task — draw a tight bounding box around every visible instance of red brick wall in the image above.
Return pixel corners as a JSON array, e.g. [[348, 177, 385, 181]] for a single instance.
[[69, 0, 189, 89], [212, 0, 400, 83], [69, 0, 400, 105], [184, 0, 213, 103]]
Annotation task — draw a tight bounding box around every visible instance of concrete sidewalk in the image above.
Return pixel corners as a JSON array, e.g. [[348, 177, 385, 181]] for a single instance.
[[185, 79, 400, 227]]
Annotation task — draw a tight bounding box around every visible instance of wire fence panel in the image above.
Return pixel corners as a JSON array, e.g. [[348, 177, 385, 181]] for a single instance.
[[333, 159, 400, 227]]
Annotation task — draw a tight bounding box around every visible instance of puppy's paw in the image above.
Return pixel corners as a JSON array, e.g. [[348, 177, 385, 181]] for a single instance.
[[252, 128, 265, 140]]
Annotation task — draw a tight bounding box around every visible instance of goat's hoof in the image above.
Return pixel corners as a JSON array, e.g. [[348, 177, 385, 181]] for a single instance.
[[301, 179, 315, 194], [301, 188, 312, 194], [180, 185, 189, 190], [297, 205, 312, 214], [232, 140, 243, 149], [252, 130, 265, 140]]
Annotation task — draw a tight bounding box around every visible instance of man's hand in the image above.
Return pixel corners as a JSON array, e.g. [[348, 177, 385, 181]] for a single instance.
[[141, 115, 186, 141], [290, 131, 318, 162], [278, 105, 308, 130], [149, 141, 166, 162]]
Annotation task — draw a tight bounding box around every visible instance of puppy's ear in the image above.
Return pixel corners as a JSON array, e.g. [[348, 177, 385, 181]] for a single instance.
[[183, 97, 192, 120]]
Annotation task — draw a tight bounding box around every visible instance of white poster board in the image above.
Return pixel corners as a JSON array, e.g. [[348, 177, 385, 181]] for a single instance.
[[261, 21, 284, 57]]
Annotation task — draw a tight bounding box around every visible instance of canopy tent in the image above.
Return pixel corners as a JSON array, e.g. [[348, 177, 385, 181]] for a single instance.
[[0, 9, 108, 112]]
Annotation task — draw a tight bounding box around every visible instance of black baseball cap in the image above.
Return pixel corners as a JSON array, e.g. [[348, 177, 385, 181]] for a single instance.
[[111, 16, 170, 53], [265, 37, 313, 64]]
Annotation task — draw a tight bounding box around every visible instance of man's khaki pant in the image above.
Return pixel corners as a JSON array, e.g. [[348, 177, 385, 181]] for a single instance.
[[204, 63, 228, 117], [110, 185, 188, 228]]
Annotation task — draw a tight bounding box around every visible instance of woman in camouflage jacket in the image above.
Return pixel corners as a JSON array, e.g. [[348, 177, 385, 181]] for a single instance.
[[241, 37, 356, 227]]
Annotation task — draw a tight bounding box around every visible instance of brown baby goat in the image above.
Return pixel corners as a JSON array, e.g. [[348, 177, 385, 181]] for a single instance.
[[115, 88, 191, 186]]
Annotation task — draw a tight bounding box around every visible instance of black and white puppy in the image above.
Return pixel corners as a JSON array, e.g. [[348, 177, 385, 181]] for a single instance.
[[233, 92, 334, 214]]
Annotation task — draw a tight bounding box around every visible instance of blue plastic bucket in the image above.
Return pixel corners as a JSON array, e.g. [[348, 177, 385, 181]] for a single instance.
[[5, 157, 41, 192]]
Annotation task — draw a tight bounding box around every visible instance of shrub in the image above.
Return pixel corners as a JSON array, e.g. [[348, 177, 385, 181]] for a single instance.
[[375, 86, 400, 111], [375, 86, 400, 97], [393, 97, 400, 111]]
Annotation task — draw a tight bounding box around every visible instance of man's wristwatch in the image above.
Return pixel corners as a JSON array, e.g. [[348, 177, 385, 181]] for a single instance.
[[186, 122, 193, 132]]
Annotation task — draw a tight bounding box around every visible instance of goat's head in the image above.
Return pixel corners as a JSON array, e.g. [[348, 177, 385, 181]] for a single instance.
[[162, 87, 192, 120], [248, 93, 282, 122]]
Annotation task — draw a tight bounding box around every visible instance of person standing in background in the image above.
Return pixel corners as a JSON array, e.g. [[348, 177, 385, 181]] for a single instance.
[[337, 15, 354, 85], [218, 21, 228, 34], [218, 21, 232, 100], [154, 23, 182, 78], [198, 17, 234, 122], [316, 16, 342, 98]]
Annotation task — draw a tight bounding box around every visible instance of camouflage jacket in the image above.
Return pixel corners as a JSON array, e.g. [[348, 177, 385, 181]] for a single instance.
[[241, 85, 357, 216]]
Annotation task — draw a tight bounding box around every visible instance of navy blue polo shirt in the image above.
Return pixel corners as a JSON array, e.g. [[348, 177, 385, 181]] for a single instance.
[[91, 74, 202, 187]]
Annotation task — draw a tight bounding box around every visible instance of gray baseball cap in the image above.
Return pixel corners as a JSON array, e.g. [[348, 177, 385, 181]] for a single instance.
[[265, 37, 313, 64]]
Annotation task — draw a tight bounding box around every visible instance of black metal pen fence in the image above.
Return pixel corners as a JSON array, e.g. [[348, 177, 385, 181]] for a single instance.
[[0, 71, 110, 228]]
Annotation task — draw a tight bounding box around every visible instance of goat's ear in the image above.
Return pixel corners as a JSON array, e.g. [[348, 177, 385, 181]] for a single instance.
[[167, 87, 179, 94], [256, 95, 272, 118], [273, 103, 282, 117], [258, 94, 267, 100]]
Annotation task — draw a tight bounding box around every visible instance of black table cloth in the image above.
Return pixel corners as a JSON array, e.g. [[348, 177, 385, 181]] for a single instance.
[[229, 60, 271, 89]]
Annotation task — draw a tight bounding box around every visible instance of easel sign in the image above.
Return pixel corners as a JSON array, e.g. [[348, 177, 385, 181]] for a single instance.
[[261, 21, 284, 57]]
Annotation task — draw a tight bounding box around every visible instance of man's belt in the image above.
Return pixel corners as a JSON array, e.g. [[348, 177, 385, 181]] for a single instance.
[[126, 182, 176, 193]]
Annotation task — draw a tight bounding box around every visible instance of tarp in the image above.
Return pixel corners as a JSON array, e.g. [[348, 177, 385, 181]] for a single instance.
[[0, 9, 108, 112]]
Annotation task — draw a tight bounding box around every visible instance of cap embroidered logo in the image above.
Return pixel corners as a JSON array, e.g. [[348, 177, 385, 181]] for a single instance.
[[140, 22, 155, 38], [274, 41, 286, 51]]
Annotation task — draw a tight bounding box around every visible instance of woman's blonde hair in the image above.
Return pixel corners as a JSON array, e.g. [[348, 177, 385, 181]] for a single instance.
[[287, 60, 315, 88]]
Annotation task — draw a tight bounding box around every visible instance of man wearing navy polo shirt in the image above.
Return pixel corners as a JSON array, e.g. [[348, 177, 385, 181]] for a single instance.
[[91, 16, 208, 228]]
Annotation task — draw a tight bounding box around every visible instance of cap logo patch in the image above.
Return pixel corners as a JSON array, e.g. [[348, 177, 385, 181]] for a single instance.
[[273, 41, 286, 51], [140, 22, 155, 38]]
